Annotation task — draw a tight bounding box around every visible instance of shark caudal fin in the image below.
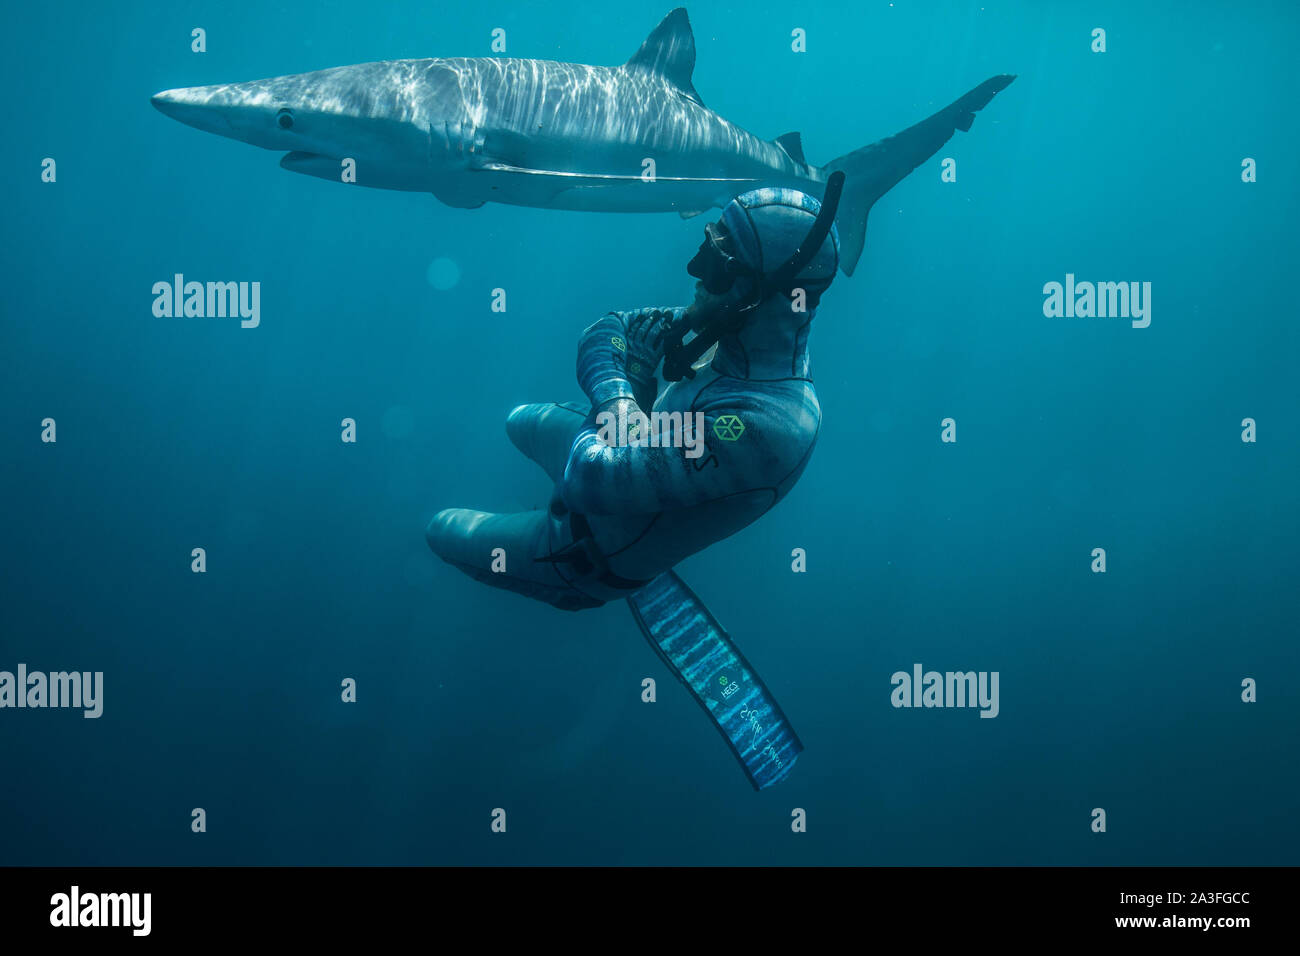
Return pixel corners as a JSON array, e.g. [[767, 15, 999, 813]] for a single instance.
[[825, 74, 1015, 276]]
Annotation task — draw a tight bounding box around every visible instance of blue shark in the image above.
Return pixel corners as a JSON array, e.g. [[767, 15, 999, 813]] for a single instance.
[[151, 8, 1013, 274]]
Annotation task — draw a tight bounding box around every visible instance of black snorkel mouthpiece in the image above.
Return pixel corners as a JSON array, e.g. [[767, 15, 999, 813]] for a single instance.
[[662, 172, 846, 383], [660, 307, 725, 382]]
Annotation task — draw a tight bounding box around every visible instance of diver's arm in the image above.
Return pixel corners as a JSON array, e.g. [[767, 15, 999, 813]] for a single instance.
[[575, 308, 680, 415], [560, 408, 733, 515], [568, 307, 732, 515], [575, 312, 638, 411], [627, 365, 658, 414]]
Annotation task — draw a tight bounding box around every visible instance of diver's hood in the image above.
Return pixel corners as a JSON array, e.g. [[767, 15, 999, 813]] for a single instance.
[[667, 173, 843, 381]]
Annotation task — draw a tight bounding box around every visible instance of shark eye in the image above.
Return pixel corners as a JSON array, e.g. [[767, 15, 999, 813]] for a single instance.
[[276, 108, 294, 130]]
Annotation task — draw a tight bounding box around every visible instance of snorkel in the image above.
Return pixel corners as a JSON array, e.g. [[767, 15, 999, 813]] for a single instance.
[[661, 172, 846, 382]]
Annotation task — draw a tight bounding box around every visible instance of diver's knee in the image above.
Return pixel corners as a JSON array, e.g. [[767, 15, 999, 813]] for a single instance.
[[506, 403, 540, 429], [425, 508, 467, 556], [505, 403, 543, 448]]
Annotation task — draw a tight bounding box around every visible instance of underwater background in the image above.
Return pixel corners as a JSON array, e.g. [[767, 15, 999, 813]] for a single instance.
[[2, 0, 1297, 865]]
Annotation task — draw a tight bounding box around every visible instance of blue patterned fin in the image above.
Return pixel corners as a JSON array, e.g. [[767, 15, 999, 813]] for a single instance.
[[627, 572, 802, 790]]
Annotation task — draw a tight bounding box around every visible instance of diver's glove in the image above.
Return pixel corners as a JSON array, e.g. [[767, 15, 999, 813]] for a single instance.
[[623, 308, 674, 406], [576, 309, 677, 415]]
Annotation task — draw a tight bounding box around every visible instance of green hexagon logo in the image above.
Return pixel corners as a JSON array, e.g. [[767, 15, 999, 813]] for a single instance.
[[712, 414, 745, 441]]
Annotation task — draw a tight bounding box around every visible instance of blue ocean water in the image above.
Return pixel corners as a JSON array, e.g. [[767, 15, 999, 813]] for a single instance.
[[2, 0, 1296, 865]]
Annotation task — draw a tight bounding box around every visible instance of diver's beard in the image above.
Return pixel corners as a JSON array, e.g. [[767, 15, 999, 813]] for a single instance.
[[683, 285, 751, 329]]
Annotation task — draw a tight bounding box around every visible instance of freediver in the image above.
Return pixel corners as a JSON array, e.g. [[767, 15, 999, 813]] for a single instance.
[[424, 175, 846, 789], [426, 175, 843, 611]]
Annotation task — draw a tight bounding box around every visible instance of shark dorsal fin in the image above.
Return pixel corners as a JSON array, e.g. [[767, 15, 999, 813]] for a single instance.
[[626, 8, 704, 106], [774, 131, 806, 165]]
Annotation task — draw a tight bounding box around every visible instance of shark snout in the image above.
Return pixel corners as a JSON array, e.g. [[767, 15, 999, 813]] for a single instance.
[[157, 82, 285, 148], [151, 87, 240, 137]]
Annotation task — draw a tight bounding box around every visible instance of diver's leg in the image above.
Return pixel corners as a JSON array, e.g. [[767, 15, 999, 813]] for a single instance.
[[505, 402, 589, 483], [425, 506, 603, 611]]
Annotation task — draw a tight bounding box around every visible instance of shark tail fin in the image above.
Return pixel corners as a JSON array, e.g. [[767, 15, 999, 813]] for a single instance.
[[824, 74, 1015, 276]]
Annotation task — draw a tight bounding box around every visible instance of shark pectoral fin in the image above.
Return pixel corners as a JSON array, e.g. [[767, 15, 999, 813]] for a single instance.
[[280, 151, 341, 181], [678, 208, 708, 219], [625, 8, 705, 108], [431, 186, 485, 209]]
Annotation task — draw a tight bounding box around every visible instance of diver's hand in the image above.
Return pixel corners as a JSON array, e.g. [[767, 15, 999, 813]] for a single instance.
[[623, 308, 673, 384]]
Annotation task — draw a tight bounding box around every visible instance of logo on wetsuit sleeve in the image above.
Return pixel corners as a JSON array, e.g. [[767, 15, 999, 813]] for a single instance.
[[712, 414, 745, 441]]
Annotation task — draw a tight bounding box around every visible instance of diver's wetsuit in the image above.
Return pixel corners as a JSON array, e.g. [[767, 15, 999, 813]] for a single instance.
[[426, 300, 821, 610]]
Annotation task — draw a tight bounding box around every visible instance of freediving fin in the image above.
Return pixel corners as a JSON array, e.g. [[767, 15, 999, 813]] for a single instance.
[[627, 571, 802, 790]]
